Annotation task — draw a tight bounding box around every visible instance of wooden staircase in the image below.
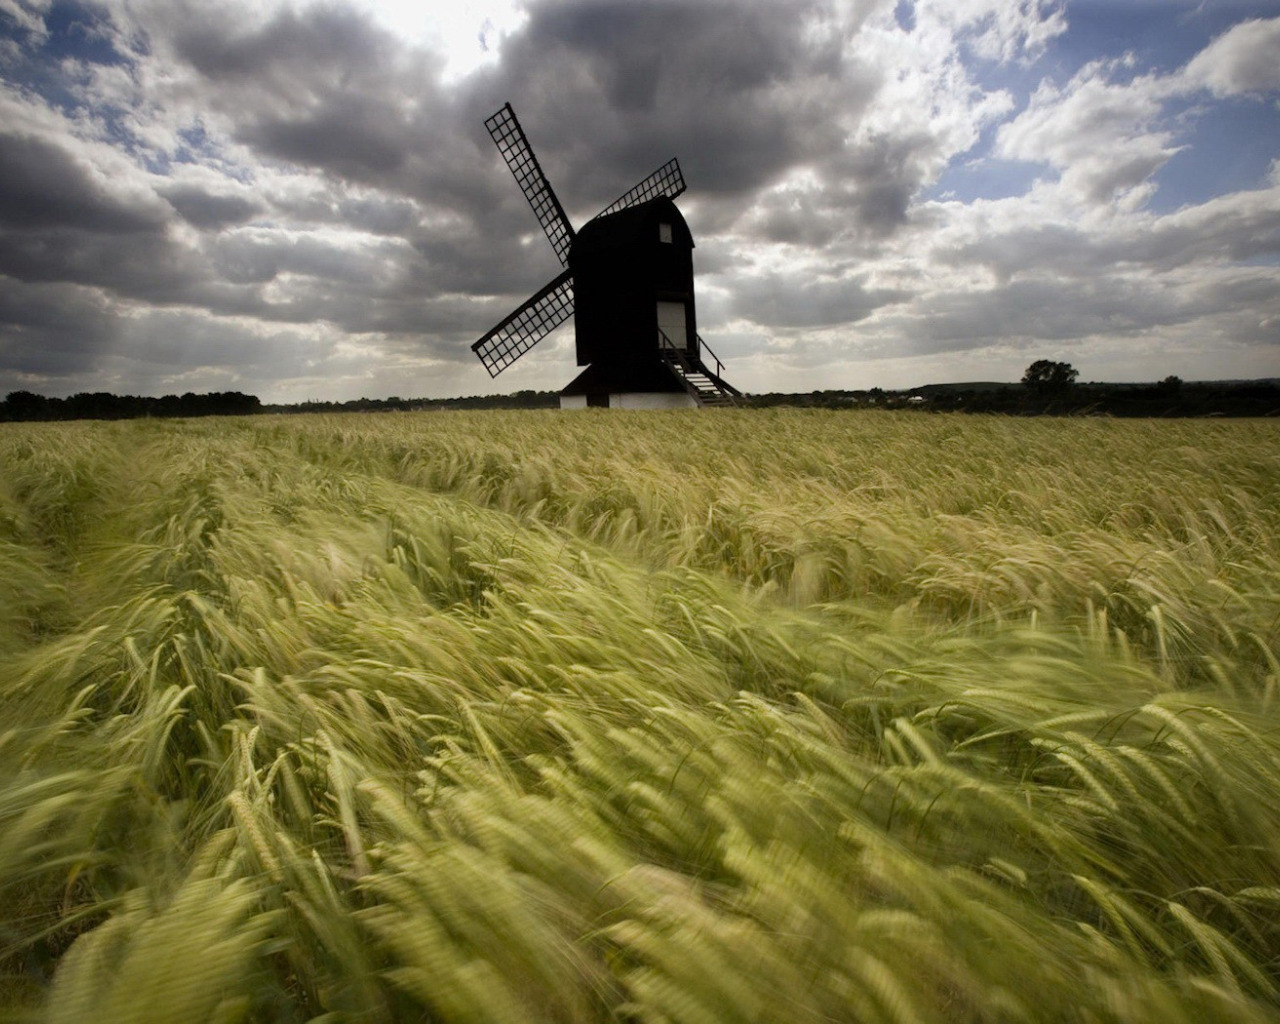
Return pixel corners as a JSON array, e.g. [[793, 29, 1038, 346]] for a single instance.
[[658, 330, 740, 406]]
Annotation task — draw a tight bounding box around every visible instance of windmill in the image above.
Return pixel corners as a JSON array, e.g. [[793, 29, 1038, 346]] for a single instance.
[[472, 103, 739, 409]]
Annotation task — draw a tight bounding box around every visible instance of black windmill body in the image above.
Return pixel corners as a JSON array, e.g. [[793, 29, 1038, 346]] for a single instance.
[[472, 104, 739, 408]]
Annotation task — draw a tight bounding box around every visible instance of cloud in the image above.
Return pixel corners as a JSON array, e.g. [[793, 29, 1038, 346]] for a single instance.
[[728, 270, 908, 330], [0, 277, 121, 379], [0, 0, 1276, 401], [932, 194, 1280, 286], [474, 0, 872, 210], [929, 0, 1067, 64], [0, 131, 167, 232], [0, 0, 51, 44], [160, 183, 262, 228], [993, 59, 1182, 208], [1185, 16, 1280, 97]]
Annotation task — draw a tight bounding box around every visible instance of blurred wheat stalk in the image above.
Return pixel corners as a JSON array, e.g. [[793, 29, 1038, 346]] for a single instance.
[[1, 411, 1278, 1023]]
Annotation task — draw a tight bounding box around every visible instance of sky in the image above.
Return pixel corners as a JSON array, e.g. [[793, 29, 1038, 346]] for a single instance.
[[1, 0, 1278, 402]]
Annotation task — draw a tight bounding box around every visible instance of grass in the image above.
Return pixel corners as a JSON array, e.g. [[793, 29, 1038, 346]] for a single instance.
[[1, 409, 1279, 1022]]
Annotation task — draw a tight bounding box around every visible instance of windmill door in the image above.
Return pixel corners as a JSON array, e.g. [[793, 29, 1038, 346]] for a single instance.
[[657, 301, 689, 350]]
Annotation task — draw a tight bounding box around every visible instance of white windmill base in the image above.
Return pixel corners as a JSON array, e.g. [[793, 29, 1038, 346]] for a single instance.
[[557, 351, 738, 410], [560, 392, 698, 410]]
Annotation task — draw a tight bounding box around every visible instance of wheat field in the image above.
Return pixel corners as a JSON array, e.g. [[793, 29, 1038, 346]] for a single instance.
[[2, 409, 1278, 1023]]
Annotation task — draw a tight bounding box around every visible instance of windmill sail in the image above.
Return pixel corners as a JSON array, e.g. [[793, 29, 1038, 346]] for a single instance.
[[485, 103, 576, 267], [471, 269, 574, 377], [592, 158, 686, 221], [470, 103, 731, 406]]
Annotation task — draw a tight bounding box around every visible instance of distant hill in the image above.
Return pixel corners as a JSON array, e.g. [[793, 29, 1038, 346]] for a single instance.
[[747, 378, 1280, 417], [910, 381, 1018, 395], [912, 378, 1280, 396]]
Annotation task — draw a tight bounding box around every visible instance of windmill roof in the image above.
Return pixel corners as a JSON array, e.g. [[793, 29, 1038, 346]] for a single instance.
[[571, 196, 693, 256]]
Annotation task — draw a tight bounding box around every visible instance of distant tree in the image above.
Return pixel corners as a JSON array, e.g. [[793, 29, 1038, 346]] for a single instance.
[[1022, 360, 1078, 394], [3, 391, 51, 420], [66, 391, 121, 419], [1158, 375, 1183, 394]]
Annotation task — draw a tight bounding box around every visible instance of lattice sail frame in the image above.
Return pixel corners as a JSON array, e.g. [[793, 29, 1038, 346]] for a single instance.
[[485, 103, 575, 267], [471, 270, 574, 378], [593, 158, 686, 220], [473, 103, 689, 377]]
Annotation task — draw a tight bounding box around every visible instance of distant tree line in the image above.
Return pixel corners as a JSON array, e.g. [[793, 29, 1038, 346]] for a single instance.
[[262, 390, 559, 414], [746, 371, 1280, 417], [1, 390, 262, 422], [5, 373, 1276, 422], [922, 364, 1280, 416], [0, 389, 560, 422]]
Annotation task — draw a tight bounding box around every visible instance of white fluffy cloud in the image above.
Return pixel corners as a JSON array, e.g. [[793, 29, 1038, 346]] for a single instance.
[[1185, 16, 1280, 96], [994, 58, 1181, 208]]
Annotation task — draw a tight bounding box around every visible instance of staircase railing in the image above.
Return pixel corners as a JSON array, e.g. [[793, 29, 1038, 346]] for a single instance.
[[657, 329, 701, 401], [657, 330, 728, 381], [695, 333, 727, 382], [657, 329, 738, 406]]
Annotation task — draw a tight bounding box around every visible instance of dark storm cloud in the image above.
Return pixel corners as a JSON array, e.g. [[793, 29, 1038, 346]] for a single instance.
[[0, 278, 122, 378], [121, 308, 325, 372], [0, 131, 165, 232], [0, 300, 343, 398], [737, 130, 939, 248], [268, 190, 420, 236], [834, 132, 933, 236], [408, 226, 570, 297], [205, 231, 394, 287], [332, 193, 419, 236], [0, 223, 232, 307], [169, 2, 394, 86], [0, 130, 239, 314], [238, 94, 411, 178], [479, 0, 874, 207], [160, 184, 261, 228], [1, 0, 476, 357], [136, 0, 534, 298], [56, 0, 904, 331], [154, 2, 477, 202], [530, 1, 822, 109]]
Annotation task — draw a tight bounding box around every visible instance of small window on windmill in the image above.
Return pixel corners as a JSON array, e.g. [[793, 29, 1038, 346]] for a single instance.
[[659, 222, 673, 244]]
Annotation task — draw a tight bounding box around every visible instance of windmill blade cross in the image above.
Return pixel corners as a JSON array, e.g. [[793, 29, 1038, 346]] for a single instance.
[[486, 103, 575, 267], [591, 158, 686, 221], [471, 269, 575, 377]]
